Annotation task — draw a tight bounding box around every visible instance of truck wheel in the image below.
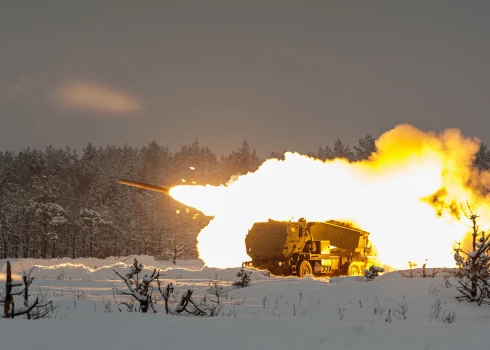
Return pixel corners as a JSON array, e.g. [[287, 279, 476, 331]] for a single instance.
[[298, 261, 313, 278], [348, 262, 363, 276]]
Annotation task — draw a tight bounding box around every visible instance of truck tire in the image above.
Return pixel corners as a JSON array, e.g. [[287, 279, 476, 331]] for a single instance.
[[348, 262, 363, 276], [298, 260, 313, 278]]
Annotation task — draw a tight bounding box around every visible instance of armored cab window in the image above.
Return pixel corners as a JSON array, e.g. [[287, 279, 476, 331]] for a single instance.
[[299, 226, 303, 237]]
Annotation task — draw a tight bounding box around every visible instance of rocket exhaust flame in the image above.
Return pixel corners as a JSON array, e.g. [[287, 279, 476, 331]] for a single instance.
[[118, 124, 490, 269], [166, 125, 490, 269]]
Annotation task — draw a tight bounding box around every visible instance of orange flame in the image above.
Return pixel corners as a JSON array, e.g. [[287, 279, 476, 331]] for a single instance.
[[169, 124, 490, 269]]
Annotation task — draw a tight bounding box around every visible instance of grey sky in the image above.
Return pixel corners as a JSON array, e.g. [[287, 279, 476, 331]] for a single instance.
[[1, 0, 489, 157]]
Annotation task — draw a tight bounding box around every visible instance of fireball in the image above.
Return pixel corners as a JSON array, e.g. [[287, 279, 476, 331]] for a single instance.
[[169, 124, 490, 269]]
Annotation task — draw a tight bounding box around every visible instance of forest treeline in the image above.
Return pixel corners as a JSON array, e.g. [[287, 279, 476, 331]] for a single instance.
[[1, 135, 489, 261]]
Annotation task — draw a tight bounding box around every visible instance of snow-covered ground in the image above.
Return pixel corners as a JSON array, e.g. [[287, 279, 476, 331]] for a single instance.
[[1, 256, 489, 350]]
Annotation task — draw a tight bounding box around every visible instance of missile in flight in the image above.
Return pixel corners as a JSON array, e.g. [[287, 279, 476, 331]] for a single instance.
[[117, 179, 172, 196]]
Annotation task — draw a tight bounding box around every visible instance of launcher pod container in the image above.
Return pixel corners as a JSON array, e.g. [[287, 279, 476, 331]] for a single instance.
[[244, 219, 373, 277]]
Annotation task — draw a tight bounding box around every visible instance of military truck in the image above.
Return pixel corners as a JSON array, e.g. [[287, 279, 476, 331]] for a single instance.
[[244, 218, 372, 277]]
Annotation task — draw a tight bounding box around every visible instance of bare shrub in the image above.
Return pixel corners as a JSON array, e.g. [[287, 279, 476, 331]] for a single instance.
[[72, 290, 86, 300], [385, 309, 392, 323], [202, 280, 227, 316], [392, 296, 408, 320], [103, 298, 112, 313], [400, 260, 440, 278], [429, 298, 444, 321], [0, 261, 54, 319], [429, 283, 441, 296], [113, 258, 160, 313], [338, 307, 345, 321], [442, 310, 456, 324], [172, 289, 208, 316], [157, 281, 174, 314]]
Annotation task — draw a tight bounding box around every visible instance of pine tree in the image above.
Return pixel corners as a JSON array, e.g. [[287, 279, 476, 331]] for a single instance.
[[221, 140, 261, 178], [315, 145, 334, 161], [474, 143, 490, 171], [451, 205, 490, 305], [354, 134, 377, 161], [332, 138, 355, 160], [0, 183, 20, 258]]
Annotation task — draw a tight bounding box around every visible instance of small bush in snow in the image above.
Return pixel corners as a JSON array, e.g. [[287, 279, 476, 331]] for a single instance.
[[448, 205, 490, 306], [203, 280, 227, 316], [103, 298, 112, 313], [385, 309, 392, 323], [172, 289, 209, 316], [428, 298, 456, 324], [364, 265, 384, 281], [112, 258, 161, 313], [157, 281, 174, 314], [399, 260, 440, 278], [428, 282, 441, 296], [232, 267, 252, 287], [72, 289, 86, 300], [338, 308, 345, 320], [374, 299, 386, 316], [429, 298, 444, 322], [442, 310, 456, 324], [392, 296, 408, 320]]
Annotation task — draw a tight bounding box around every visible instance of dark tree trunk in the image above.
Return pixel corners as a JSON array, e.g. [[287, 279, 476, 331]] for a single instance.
[[72, 231, 77, 259], [23, 216, 30, 258], [1, 236, 7, 259], [81, 231, 85, 257], [158, 234, 162, 258], [42, 236, 47, 259], [140, 299, 149, 313], [4, 261, 13, 317], [113, 229, 118, 256], [51, 238, 56, 258], [42, 218, 48, 259], [23, 274, 31, 320], [89, 224, 93, 257]]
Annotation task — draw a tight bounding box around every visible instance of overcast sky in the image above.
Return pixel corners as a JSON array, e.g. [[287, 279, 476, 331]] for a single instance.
[[1, 0, 489, 157]]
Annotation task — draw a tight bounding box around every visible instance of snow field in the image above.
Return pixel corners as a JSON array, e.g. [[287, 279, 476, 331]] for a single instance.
[[1, 257, 489, 350]]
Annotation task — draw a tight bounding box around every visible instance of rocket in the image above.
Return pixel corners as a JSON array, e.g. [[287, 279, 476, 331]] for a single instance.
[[117, 179, 172, 196]]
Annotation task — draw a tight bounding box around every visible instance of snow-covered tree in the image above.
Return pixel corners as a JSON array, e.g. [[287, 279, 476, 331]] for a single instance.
[[221, 140, 261, 178], [354, 134, 377, 161], [233, 267, 252, 287], [333, 138, 355, 160], [451, 205, 490, 305], [78, 208, 107, 257], [0, 183, 21, 259], [172, 139, 220, 185], [31, 179, 67, 259], [314, 145, 334, 161], [113, 258, 160, 313], [364, 265, 384, 281], [474, 143, 490, 171], [268, 150, 287, 160]]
